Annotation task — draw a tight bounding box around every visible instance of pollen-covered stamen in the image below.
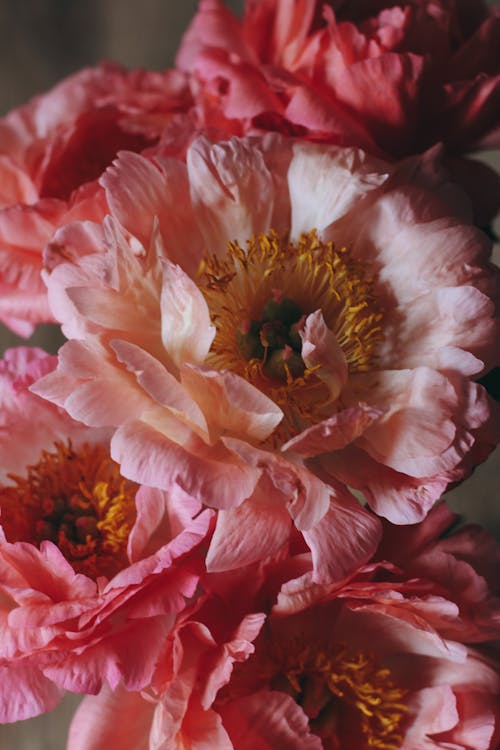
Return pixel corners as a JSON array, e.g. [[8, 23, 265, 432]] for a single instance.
[[0, 441, 138, 579], [199, 229, 383, 440], [219, 634, 408, 750]]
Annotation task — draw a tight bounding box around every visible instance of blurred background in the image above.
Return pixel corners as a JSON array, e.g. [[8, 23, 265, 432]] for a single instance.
[[0, 1, 498, 747]]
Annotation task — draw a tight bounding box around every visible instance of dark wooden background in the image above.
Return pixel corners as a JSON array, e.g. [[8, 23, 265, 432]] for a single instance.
[[0, 1, 497, 747]]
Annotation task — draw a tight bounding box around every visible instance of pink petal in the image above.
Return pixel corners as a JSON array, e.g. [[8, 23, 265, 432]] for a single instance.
[[303, 494, 382, 583], [181, 363, 283, 442], [112, 419, 260, 510], [206, 487, 292, 572], [160, 259, 215, 370], [288, 142, 387, 238], [300, 309, 348, 401], [187, 136, 274, 252], [0, 663, 63, 722], [220, 689, 322, 749], [282, 404, 382, 456], [67, 684, 154, 750]]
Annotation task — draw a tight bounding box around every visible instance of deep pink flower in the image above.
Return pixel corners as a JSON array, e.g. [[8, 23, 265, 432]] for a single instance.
[[33, 136, 500, 579], [66, 504, 500, 750], [0, 62, 194, 335], [177, 0, 500, 223], [0, 348, 212, 722]]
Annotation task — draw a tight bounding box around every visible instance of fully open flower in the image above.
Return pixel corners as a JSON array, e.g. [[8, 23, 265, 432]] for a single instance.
[[33, 135, 499, 580], [66, 504, 500, 750], [0, 348, 212, 722], [0, 62, 194, 335], [177, 0, 500, 223]]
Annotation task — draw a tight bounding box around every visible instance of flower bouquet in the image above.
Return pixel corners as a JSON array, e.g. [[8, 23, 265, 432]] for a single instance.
[[1, 1, 500, 748]]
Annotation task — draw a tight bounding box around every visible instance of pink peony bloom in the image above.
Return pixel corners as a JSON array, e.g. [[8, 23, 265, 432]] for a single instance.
[[0, 347, 213, 722], [177, 0, 500, 224], [33, 136, 500, 579], [66, 503, 500, 750], [0, 62, 194, 336]]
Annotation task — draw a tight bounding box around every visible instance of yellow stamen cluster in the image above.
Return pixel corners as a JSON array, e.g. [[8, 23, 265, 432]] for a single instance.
[[283, 644, 408, 749], [0, 441, 137, 579], [199, 229, 383, 440]]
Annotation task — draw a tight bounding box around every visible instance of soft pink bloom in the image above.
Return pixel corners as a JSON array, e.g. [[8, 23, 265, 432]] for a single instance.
[[33, 136, 500, 578], [66, 503, 500, 750], [0, 62, 194, 335], [177, 0, 500, 223], [0, 347, 213, 722]]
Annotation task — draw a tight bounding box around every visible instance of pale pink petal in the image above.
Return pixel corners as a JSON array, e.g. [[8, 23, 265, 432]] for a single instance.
[[181, 363, 283, 442], [160, 260, 215, 370], [303, 494, 382, 583], [101, 151, 204, 275], [288, 142, 388, 238], [300, 310, 348, 401], [187, 136, 274, 252], [282, 404, 382, 457], [112, 418, 260, 510], [67, 685, 154, 750], [206, 487, 292, 572], [110, 340, 208, 434]]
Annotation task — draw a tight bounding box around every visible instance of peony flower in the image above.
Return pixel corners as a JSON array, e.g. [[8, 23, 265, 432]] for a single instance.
[[66, 503, 500, 750], [0, 347, 212, 722], [177, 0, 500, 223], [33, 135, 500, 581], [0, 62, 194, 336]]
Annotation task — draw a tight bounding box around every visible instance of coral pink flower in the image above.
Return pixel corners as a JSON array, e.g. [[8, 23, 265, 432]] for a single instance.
[[177, 0, 500, 224], [66, 504, 500, 750], [0, 62, 194, 335], [33, 136, 500, 578], [0, 348, 212, 722]]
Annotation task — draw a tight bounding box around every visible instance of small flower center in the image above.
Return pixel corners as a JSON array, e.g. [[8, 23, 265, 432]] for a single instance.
[[199, 229, 383, 440], [0, 441, 137, 579]]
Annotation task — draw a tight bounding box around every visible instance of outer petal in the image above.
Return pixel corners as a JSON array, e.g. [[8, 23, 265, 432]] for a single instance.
[[288, 142, 388, 238], [303, 494, 382, 584], [220, 690, 322, 750], [0, 663, 63, 723], [187, 136, 274, 253], [67, 685, 154, 750]]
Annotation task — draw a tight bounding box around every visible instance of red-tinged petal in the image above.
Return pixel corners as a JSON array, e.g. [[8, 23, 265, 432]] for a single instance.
[[330, 52, 425, 156], [177, 0, 253, 71], [220, 690, 322, 750], [67, 685, 154, 750], [282, 404, 382, 456], [303, 494, 382, 583], [182, 363, 283, 442], [0, 663, 63, 722], [0, 155, 38, 206]]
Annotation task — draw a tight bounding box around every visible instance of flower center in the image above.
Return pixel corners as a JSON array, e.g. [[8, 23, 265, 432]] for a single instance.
[[273, 643, 408, 749], [199, 229, 383, 439], [220, 634, 408, 749], [0, 441, 137, 579]]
